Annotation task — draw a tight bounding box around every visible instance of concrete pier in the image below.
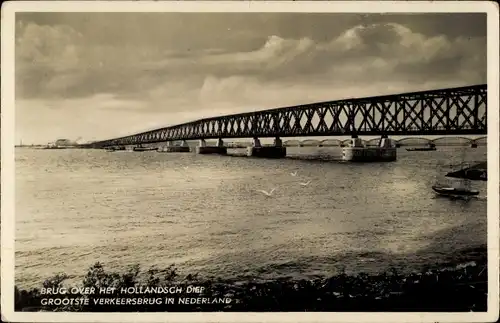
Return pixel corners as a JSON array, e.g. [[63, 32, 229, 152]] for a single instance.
[[246, 137, 287, 158], [164, 146, 190, 152], [161, 140, 190, 152], [342, 135, 397, 162], [195, 139, 227, 155]]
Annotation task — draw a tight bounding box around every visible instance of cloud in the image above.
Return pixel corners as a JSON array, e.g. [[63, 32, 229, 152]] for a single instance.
[[17, 20, 486, 98], [16, 21, 83, 68], [14, 16, 486, 142]]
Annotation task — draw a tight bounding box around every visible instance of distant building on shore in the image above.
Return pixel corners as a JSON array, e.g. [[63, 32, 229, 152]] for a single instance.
[[54, 139, 74, 146], [43, 139, 75, 147]]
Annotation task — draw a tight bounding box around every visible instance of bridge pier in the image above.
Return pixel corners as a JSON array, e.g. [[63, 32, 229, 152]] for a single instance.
[[161, 140, 190, 153], [247, 137, 287, 158], [342, 134, 397, 162], [195, 138, 227, 155]]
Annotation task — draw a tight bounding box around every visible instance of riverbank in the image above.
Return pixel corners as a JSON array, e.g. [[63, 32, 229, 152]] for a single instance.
[[15, 255, 487, 312]]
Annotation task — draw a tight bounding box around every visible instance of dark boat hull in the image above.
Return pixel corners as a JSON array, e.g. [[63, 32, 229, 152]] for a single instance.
[[432, 185, 479, 196], [133, 147, 158, 152]]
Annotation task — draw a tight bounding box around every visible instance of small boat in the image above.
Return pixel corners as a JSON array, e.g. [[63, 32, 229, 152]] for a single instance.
[[406, 143, 436, 151], [432, 174, 478, 198], [433, 148, 480, 198], [432, 185, 479, 197], [406, 147, 437, 151], [133, 146, 158, 152]]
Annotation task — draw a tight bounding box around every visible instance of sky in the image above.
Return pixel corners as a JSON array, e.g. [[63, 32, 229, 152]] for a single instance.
[[14, 12, 487, 144]]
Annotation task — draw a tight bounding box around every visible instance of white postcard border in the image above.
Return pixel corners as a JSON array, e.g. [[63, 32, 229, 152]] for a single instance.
[[1, 1, 499, 323]]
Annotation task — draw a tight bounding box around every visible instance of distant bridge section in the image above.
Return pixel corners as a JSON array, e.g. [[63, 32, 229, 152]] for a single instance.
[[283, 136, 487, 147], [85, 84, 487, 148]]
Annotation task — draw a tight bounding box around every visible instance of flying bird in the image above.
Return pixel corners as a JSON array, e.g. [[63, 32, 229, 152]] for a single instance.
[[299, 180, 311, 186], [290, 171, 298, 177], [256, 188, 277, 197]]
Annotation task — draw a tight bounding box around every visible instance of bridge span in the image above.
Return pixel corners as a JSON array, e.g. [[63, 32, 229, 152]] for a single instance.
[[84, 84, 487, 151]]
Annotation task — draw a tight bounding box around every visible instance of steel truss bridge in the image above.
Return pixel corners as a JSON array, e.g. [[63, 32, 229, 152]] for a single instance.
[[85, 84, 487, 149]]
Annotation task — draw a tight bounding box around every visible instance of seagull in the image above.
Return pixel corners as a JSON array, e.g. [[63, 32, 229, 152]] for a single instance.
[[256, 188, 276, 197], [299, 180, 311, 186], [290, 171, 298, 177]]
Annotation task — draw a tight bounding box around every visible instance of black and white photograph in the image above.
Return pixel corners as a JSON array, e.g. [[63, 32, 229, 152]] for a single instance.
[[1, 1, 499, 322]]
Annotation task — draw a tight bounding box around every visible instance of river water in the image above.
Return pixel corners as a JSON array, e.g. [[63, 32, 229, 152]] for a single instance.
[[14, 146, 487, 288]]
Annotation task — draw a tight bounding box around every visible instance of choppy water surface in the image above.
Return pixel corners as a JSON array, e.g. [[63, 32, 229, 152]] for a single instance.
[[15, 147, 487, 288]]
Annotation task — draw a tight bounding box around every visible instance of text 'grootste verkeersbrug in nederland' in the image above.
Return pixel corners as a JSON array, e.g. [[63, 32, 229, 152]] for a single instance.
[[39, 286, 233, 307]]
